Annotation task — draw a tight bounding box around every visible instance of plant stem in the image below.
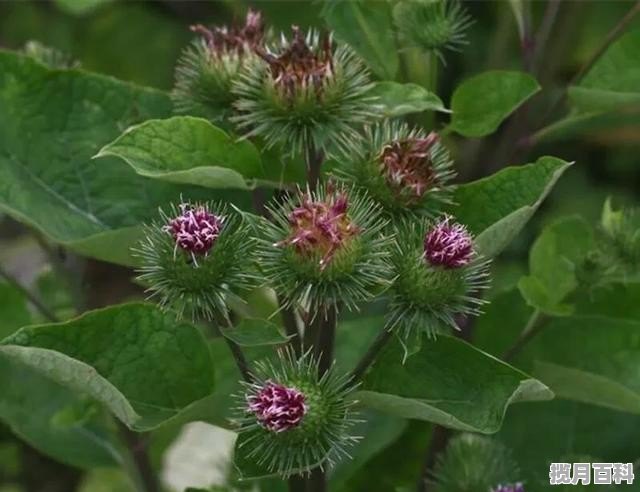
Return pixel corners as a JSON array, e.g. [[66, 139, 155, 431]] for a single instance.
[[119, 425, 160, 492], [532, 0, 562, 76], [315, 305, 337, 376], [305, 139, 324, 192], [307, 468, 327, 492], [280, 300, 302, 357], [349, 327, 394, 383], [502, 309, 548, 362], [417, 425, 451, 492], [288, 475, 306, 492], [0, 262, 58, 322]]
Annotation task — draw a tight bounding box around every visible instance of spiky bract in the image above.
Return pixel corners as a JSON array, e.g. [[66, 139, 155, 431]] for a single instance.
[[337, 121, 455, 216], [258, 185, 393, 313], [393, 0, 473, 63], [429, 434, 521, 492], [172, 10, 265, 122], [232, 27, 376, 156], [236, 349, 358, 477], [387, 217, 490, 342], [134, 201, 256, 320]]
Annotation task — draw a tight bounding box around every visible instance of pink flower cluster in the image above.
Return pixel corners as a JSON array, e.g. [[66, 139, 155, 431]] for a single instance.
[[165, 203, 224, 255], [424, 216, 474, 269], [379, 132, 440, 199], [279, 191, 359, 269], [190, 9, 264, 58], [492, 484, 525, 492], [247, 381, 307, 433]]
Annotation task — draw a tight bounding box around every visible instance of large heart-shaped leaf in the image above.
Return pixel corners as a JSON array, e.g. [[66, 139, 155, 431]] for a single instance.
[[0, 51, 236, 266], [369, 82, 448, 118], [449, 70, 540, 137], [322, 0, 398, 80], [451, 156, 572, 258], [569, 29, 640, 113], [356, 336, 552, 434], [0, 282, 31, 339], [0, 303, 215, 431], [96, 117, 287, 190]]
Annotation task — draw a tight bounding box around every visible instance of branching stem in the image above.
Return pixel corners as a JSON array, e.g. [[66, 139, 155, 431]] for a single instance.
[[349, 327, 394, 384], [0, 262, 58, 323]]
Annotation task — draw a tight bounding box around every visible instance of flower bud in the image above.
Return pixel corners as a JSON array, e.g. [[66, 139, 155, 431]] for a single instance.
[[172, 9, 265, 122], [599, 199, 640, 275], [134, 200, 256, 320], [393, 0, 473, 63], [388, 216, 489, 345], [232, 26, 375, 155], [430, 434, 521, 492], [236, 350, 357, 477], [338, 121, 455, 215], [259, 185, 393, 312]]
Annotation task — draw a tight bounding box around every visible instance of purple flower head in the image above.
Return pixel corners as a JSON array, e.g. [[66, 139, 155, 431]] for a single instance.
[[278, 190, 360, 270], [424, 216, 474, 269], [379, 132, 440, 200], [164, 203, 224, 255], [190, 9, 265, 58], [492, 483, 525, 492], [247, 381, 307, 432]]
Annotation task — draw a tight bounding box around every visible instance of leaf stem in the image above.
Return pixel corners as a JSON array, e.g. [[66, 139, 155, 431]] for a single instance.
[[349, 327, 394, 383], [305, 139, 324, 192], [502, 309, 548, 362], [0, 262, 58, 323], [214, 314, 253, 383]]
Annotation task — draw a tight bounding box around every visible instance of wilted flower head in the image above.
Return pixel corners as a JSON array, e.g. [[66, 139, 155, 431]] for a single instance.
[[190, 9, 264, 58], [259, 185, 392, 312], [164, 202, 224, 257], [337, 121, 455, 215], [173, 9, 266, 121], [278, 188, 359, 269], [247, 381, 307, 433], [256, 25, 333, 101], [232, 26, 375, 155], [424, 216, 474, 268], [492, 484, 525, 492], [379, 132, 440, 199]]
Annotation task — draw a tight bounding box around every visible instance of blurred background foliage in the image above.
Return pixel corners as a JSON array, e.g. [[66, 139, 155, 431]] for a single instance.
[[0, 1, 639, 491]]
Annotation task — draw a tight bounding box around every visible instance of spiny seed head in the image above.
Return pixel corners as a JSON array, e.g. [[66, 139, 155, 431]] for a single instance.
[[190, 9, 265, 59], [164, 202, 224, 256], [492, 484, 525, 492], [387, 218, 490, 347], [277, 189, 359, 270], [379, 132, 440, 199], [134, 200, 256, 320], [336, 121, 455, 215], [424, 216, 474, 268], [247, 381, 307, 433], [234, 350, 359, 478], [232, 27, 375, 155]]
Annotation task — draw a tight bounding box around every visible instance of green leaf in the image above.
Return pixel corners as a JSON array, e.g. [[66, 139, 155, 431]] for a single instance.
[[569, 29, 640, 113], [0, 353, 120, 469], [54, 0, 113, 15], [518, 216, 594, 315], [0, 283, 30, 339], [449, 70, 540, 137], [221, 318, 291, 347], [369, 82, 448, 118], [356, 335, 552, 434], [96, 117, 272, 190], [0, 51, 234, 266], [451, 156, 572, 257], [0, 303, 215, 431], [322, 0, 398, 80]]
